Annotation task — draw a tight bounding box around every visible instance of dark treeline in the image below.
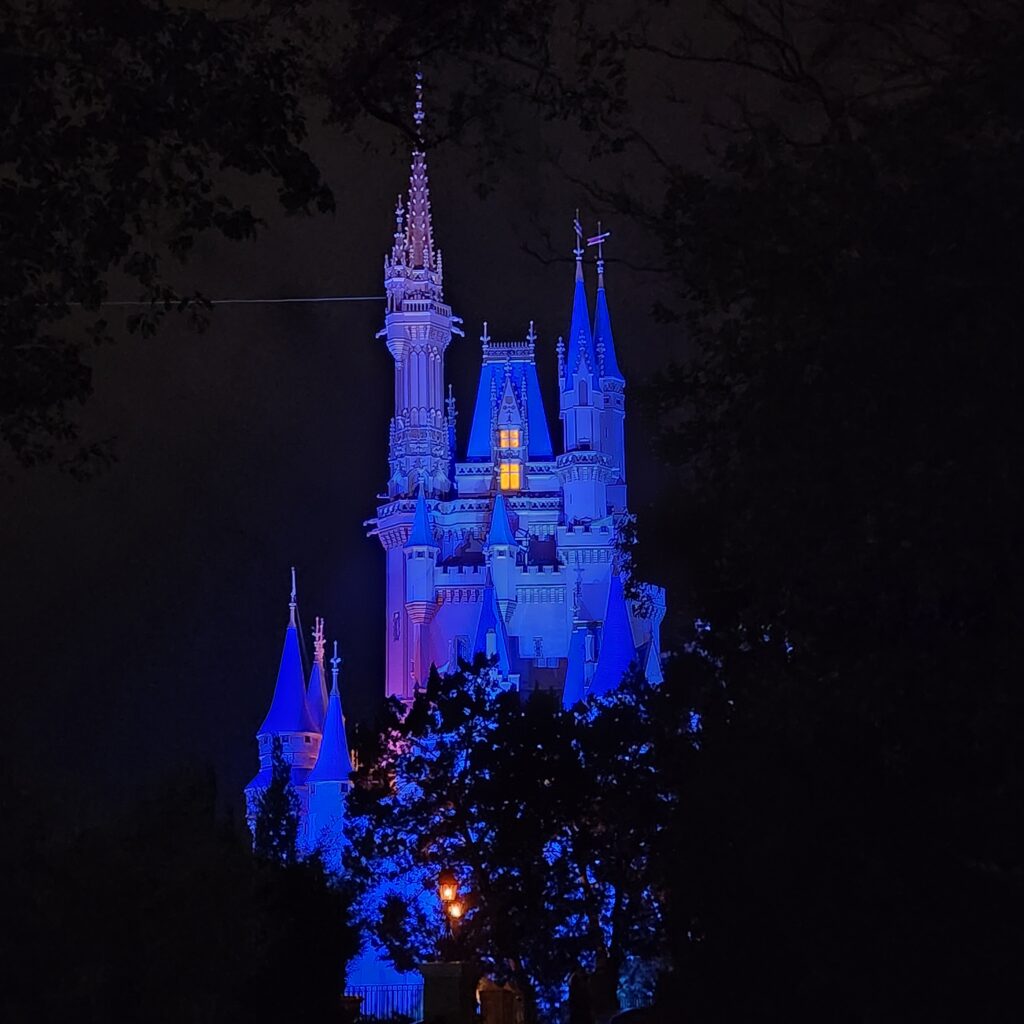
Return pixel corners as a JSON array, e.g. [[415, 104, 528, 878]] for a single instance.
[[0, 762, 359, 1024]]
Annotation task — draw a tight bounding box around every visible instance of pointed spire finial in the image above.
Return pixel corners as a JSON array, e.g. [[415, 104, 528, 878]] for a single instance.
[[330, 640, 341, 695], [587, 222, 611, 288], [573, 210, 584, 280], [526, 320, 537, 345], [313, 616, 325, 668], [481, 320, 490, 351], [289, 566, 297, 627], [413, 69, 425, 146]]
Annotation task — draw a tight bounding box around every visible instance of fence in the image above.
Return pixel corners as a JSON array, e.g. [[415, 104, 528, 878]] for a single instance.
[[345, 983, 424, 1021]]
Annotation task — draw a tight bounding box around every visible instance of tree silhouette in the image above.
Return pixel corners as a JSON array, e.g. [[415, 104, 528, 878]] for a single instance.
[[252, 738, 300, 866]]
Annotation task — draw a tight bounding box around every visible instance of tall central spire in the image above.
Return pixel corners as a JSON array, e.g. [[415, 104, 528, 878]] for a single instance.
[[386, 71, 441, 289], [377, 70, 462, 507]]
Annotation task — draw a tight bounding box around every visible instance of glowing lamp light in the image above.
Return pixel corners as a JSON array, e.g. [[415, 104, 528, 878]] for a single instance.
[[447, 901, 464, 920], [439, 869, 459, 904]]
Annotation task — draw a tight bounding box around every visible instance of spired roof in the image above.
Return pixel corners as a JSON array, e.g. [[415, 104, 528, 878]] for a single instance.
[[474, 584, 512, 673], [406, 487, 437, 548], [258, 622, 318, 736], [403, 149, 436, 271], [485, 492, 517, 548], [564, 259, 597, 386], [588, 575, 637, 697], [306, 660, 328, 732], [307, 686, 352, 784], [306, 616, 329, 731], [593, 279, 624, 383], [467, 354, 554, 460]]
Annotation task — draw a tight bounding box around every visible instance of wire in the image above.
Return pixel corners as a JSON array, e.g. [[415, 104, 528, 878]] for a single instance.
[[84, 295, 385, 307]]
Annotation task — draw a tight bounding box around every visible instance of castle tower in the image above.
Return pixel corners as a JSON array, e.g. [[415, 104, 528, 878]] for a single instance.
[[380, 74, 463, 501], [558, 218, 613, 523], [373, 75, 466, 702], [245, 569, 321, 838], [484, 491, 520, 623], [591, 232, 627, 512], [307, 640, 353, 857]]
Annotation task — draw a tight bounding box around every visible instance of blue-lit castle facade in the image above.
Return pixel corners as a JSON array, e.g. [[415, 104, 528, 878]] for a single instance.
[[246, 138, 664, 851], [372, 147, 664, 707]]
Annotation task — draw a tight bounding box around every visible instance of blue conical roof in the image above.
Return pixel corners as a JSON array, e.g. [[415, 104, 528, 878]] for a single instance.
[[589, 575, 637, 697], [564, 261, 597, 386], [593, 283, 624, 383], [306, 660, 328, 732], [307, 684, 352, 783], [474, 584, 512, 673], [406, 487, 437, 547], [486, 492, 517, 548], [258, 622, 317, 735]]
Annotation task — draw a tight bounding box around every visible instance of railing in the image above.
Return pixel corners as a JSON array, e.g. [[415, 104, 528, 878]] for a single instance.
[[345, 983, 424, 1021]]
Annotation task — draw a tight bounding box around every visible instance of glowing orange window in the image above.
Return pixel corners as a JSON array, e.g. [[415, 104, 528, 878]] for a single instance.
[[499, 428, 521, 449], [499, 461, 522, 491]]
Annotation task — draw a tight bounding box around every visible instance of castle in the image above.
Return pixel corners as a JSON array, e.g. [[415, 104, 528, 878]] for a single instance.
[[246, 115, 665, 853]]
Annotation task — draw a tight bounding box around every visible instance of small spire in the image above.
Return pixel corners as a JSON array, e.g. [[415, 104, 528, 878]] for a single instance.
[[486, 492, 518, 548], [446, 383, 456, 421], [330, 640, 341, 695], [565, 214, 596, 383], [591, 224, 624, 383], [526, 320, 537, 345], [481, 320, 490, 351], [573, 209, 584, 282], [313, 616, 325, 669], [587, 222, 611, 289], [289, 566, 297, 627], [406, 484, 438, 548]]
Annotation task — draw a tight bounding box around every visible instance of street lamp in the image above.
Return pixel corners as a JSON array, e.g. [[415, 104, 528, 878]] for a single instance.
[[439, 869, 459, 907]]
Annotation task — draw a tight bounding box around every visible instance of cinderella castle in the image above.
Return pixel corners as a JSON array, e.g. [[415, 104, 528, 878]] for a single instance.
[[245, 91, 665, 857]]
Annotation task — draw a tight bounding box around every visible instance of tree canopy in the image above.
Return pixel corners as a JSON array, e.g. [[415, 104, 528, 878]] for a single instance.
[[345, 663, 672, 1018]]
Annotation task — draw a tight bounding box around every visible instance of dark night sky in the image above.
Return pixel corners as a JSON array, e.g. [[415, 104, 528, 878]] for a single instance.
[[0, 118, 690, 824]]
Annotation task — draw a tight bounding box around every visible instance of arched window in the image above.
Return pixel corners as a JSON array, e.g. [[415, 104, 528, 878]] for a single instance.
[[579, 380, 588, 404]]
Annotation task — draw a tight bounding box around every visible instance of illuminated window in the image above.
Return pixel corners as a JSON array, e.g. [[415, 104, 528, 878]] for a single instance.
[[499, 461, 522, 490], [499, 428, 521, 449]]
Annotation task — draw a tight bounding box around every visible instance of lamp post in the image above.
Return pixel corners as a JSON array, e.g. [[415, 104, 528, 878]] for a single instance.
[[438, 868, 463, 936], [420, 868, 480, 1024]]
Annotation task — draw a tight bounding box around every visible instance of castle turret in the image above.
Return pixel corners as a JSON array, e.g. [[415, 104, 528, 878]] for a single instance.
[[592, 239, 627, 512], [404, 487, 439, 689], [485, 491, 519, 622], [558, 217, 612, 522], [245, 569, 321, 833], [307, 640, 353, 857], [379, 73, 463, 499]]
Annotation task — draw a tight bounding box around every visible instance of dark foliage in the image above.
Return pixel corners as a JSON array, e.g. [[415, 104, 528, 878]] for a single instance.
[[252, 737, 301, 865], [345, 664, 668, 1020], [0, 765, 360, 1024], [595, 2, 1024, 1018], [0, 0, 335, 471]]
